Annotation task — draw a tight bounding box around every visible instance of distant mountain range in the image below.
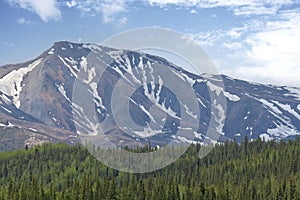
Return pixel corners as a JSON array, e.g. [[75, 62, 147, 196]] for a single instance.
[[0, 41, 299, 151]]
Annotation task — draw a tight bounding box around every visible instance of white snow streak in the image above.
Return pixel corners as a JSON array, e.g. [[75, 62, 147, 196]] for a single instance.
[[259, 99, 282, 115], [0, 93, 12, 104], [64, 57, 78, 65], [130, 98, 156, 123], [214, 103, 225, 135], [259, 133, 273, 141], [0, 59, 42, 108], [284, 87, 300, 100], [207, 81, 222, 96], [132, 125, 161, 138], [48, 48, 54, 55], [267, 124, 300, 138], [273, 101, 300, 120], [56, 84, 70, 102], [178, 136, 194, 144], [182, 104, 197, 119], [58, 55, 78, 78], [223, 91, 240, 101], [83, 44, 102, 52], [28, 128, 38, 132], [0, 105, 12, 113]]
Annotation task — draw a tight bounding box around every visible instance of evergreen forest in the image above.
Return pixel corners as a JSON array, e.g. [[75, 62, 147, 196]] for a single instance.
[[0, 137, 299, 200]]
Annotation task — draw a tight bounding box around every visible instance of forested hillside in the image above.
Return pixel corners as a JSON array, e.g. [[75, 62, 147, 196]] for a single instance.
[[0, 138, 299, 200]]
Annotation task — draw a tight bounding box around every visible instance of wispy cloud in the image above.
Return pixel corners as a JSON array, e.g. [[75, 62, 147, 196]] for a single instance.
[[119, 17, 128, 25], [190, 9, 197, 14], [232, 4, 279, 16], [2, 41, 15, 47], [222, 42, 242, 50], [7, 0, 61, 22], [65, 0, 127, 23], [187, 30, 224, 46], [145, 0, 297, 16], [17, 17, 34, 25], [6, 0, 298, 24]]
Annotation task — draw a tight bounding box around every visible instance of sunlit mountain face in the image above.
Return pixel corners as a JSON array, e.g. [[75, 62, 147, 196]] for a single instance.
[[0, 41, 299, 151]]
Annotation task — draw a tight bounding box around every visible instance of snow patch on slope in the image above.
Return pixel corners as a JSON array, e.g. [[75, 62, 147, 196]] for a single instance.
[[259, 99, 282, 116], [259, 133, 273, 141], [214, 103, 225, 135], [72, 102, 100, 136], [79, 57, 105, 111], [56, 83, 70, 102], [64, 57, 78, 65], [80, 57, 88, 72], [58, 55, 78, 78], [138, 60, 180, 120], [83, 44, 102, 52], [0, 105, 12, 113], [267, 124, 300, 138], [284, 87, 300, 100], [259, 99, 300, 123], [178, 136, 194, 144], [0, 93, 12, 105], [130, 98, 156, 123], [182, 104, 197, 119], [207, 81, 240, 101], [48, 48, 54, 55], [273, 101, 300, 120], [223, 91, 240, 101], [106, 49, 124, 60], [0, 59, 42, 108], [132, 125, 161, 138], [207, 81, 222, 96]]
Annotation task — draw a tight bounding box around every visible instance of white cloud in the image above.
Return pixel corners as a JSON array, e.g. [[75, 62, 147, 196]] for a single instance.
[[233, 5, 279, 16], [6, 0, 298, 24], [223, 42, 242, 50], [65, 0, 127, 23], [8, 0, 61, 22], [102, 0, 127, 23], [187, 8, 300, 86], [119, 17, 128, 25], [237, 11, 300, 86], [59, 0, 297, 24], [147, 0, 199, 7], [17, 17, 33, 24], [218, 9, 300, 86], [145, 0, 297, 16], [190, 9, 197, 14], [226, 28, 242, 39], [66, 0, 77, 8], [187, 30, 224, 46]]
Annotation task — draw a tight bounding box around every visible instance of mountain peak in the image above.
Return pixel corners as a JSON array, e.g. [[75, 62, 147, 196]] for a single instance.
[[0, 41, 300, 150], [53, 40, 82, 47], [51, 41, 83, 51]]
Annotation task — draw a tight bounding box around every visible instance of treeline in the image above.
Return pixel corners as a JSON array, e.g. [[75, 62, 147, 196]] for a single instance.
[[0, 137, 299, 199]]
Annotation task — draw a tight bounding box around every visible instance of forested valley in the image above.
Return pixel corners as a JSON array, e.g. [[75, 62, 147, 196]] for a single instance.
[[0, 137, 299, 200]]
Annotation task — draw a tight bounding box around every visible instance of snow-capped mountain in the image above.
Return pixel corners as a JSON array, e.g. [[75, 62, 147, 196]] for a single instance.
[[0, 41, 299, 150]]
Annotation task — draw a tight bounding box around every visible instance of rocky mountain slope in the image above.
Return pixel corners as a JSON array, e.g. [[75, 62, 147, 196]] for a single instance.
[[0, 41, 299, 150]]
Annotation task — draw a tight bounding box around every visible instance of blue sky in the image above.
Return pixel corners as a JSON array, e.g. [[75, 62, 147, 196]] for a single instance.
[[1, 0, 300, 86]]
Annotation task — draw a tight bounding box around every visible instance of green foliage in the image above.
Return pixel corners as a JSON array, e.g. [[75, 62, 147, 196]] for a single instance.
[[0, 138, 299, 199]]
